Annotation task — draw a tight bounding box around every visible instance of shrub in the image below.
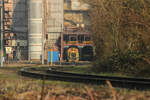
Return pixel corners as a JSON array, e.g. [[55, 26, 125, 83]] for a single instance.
[[92, 50, 150, 76]]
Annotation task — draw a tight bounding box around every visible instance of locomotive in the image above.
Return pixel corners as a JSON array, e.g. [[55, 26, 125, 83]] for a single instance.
[[62, 28, 94, 62]]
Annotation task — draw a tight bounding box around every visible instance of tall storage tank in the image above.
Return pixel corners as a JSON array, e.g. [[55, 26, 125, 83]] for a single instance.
[[28, 0, 43, 60], [47, 0, 64, 49]]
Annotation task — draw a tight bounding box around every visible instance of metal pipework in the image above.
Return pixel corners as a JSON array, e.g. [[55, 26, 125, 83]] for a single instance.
[[1, 0, 4, 67]]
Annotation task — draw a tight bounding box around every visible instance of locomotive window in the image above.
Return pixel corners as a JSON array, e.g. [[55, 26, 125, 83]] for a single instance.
[[46, 34, 48, 39], [63, 35, 69, 42], [70, 37, 77, 41], [85, 36, 91, 41], [78, 35, 84, 43]]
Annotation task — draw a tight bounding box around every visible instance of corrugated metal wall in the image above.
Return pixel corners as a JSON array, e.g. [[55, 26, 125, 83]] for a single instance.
[[47, 0, 64, 33], [13, 0, 27, 34], [13, 0, 28, 60], [47, 0, 64, 49]]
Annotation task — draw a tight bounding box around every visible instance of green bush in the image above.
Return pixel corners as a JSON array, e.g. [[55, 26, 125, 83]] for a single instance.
[[92, 50, 150, 77]]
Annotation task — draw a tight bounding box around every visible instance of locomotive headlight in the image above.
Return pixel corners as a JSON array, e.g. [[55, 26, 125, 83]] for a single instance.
[[81, 24, 85, 28]]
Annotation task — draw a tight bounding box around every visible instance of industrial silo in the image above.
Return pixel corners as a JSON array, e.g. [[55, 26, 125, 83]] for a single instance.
[[47, 0, 64, 49], [28, 0, 43, 60]]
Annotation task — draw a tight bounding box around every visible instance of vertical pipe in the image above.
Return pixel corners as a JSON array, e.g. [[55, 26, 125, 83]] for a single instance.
[[60, 0, 64, 63], [26, 0, 30, 62], [42, 0, 47, 64], [1, 0, 4, 67], [60, 30, 63, 63], [50, 48, 53, 66]]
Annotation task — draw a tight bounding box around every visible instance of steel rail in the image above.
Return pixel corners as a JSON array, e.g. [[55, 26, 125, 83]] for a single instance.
[[19, 67, 150, 90], [47, 69, 150, 83]]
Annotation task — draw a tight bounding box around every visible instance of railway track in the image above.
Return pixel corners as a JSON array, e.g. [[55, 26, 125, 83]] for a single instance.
[[19, 67, 150, 90]]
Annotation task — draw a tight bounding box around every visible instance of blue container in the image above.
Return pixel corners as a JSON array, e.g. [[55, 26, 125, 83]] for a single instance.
[[48, 51, 59, 63]]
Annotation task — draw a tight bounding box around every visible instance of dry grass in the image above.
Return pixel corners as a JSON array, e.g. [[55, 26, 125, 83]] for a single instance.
[[106, 80, 118, 100], [0, 67, 150, 100], [0, 79, 150, 100]]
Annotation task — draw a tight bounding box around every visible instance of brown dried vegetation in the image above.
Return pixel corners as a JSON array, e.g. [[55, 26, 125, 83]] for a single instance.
[[0, 79, 150, 100]]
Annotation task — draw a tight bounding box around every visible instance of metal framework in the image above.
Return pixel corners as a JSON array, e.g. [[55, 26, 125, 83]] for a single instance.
[[1, 0, 28, 62]]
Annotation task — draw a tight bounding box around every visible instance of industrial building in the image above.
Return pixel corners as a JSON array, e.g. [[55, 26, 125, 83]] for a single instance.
[[0, 0, 92, 63]]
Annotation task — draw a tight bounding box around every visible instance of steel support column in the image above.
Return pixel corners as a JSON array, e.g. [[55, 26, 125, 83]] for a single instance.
[[42, 0, 47, 64], [0, 0, 4, 67]]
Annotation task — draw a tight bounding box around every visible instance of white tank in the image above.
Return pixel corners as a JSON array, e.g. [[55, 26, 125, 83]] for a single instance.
[[28, 0, 42, 60]]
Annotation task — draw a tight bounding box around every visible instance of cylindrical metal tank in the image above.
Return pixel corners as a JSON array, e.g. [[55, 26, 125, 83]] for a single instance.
[[28, 0, 43, 60], [47, 0, 64, 48]]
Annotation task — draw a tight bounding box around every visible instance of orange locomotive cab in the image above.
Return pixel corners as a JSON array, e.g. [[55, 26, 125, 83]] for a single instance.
[[67, 47, 79, 62]]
